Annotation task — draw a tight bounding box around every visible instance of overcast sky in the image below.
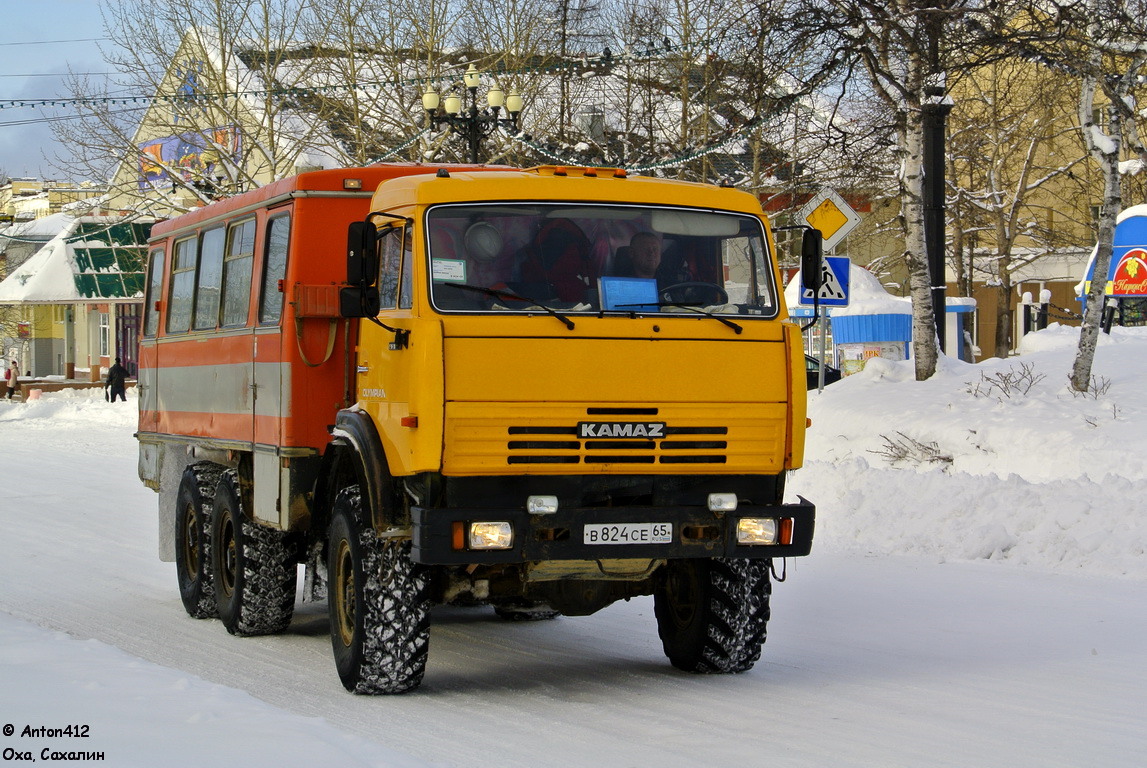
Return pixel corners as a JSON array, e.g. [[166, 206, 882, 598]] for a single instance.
[[0, 1, 108, 180]]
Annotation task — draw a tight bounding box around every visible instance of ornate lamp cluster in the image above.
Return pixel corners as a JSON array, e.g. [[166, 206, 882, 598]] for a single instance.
[[422, 64, 523, 163]]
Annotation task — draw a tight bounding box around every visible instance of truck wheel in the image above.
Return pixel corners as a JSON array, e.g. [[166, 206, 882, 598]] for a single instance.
[[211, 469, 297, 636], [174, 463, 223, 619], [653, 557, 772, 673], [328, 485, 430, 694]]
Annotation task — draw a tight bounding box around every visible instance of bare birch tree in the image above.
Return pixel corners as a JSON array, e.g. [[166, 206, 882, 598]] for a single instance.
[[962, 0, 1147, 386], [1061, 0, 1147, 391], [800, 0, 1057, 379], [814, 0, 952, 379], [947, 59, 1090, 358]]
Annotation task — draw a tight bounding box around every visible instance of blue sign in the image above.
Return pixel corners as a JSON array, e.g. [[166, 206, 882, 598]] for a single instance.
[[800, 256, 851, 307], [599, 276, 660, 312]]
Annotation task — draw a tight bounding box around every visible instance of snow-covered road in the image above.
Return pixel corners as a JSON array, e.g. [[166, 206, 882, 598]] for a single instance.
[[2, 387, 1144, 767]]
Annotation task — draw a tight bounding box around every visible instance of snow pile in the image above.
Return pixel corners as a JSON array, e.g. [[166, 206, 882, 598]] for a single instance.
[[0, 386, 138, 430], [0, 211, 75, 240], [790, 323, 1147, 578]]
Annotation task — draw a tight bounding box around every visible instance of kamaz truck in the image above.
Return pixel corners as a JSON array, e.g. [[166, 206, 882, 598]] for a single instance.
[[137, 163, 819, 693]]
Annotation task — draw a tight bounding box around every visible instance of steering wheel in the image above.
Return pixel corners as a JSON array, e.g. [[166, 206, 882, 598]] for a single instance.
[[660, 282, 728, 306]]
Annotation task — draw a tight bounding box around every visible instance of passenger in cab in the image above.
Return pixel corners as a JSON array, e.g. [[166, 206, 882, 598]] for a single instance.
[[520, 218, 594, 303], [462, 221, 509, 288]]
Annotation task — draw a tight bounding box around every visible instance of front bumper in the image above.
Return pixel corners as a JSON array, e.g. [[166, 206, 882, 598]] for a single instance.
[[411, 497, 814, 565]]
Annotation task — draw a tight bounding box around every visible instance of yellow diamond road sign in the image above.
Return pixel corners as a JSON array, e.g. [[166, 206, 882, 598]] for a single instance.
[[798, 188, 861, 251]]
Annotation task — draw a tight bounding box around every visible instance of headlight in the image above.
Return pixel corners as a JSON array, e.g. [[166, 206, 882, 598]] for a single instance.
[[469, 522, 514, 550], [736, 517, 779, 545], [735, 517, 794, 546]]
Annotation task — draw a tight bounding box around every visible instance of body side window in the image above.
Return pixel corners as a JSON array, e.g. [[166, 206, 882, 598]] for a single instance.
[[259, 214, 290, 325], [166, 236, 197, 334], [193, 226, 225, 330], [221, 218, 256, 327]]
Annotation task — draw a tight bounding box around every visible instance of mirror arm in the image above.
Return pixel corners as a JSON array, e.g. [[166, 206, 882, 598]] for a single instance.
[[366, 210, 413, 226]]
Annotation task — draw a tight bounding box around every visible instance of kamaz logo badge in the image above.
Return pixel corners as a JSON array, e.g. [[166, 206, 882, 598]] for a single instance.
[[578, 422, 667, 439]]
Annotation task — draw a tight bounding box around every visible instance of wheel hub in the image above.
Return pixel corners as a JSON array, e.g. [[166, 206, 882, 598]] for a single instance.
[[334, 539, 356, 647], [181, 504, 199, 578], [219, 516, 237, 597]]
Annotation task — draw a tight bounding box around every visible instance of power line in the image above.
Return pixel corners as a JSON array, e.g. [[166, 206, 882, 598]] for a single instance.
[[0, 38, 106, 46], [0, 72, 117, 78], [0, 107, 140, 128]]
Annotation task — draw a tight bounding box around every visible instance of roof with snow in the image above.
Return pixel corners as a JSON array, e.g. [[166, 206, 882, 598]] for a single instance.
[[0, 216, 152, 304]]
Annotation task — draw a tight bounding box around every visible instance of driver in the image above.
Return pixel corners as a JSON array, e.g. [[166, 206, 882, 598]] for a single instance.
[[615, 231, 688, 287], [628, 231, 662, 280]]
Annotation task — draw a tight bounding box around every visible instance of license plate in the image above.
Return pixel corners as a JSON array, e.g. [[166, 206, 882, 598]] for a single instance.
[[584, 522, 673, 545]]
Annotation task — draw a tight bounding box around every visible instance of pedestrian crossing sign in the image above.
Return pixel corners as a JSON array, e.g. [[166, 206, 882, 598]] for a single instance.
[[800, 256, 851, 307]]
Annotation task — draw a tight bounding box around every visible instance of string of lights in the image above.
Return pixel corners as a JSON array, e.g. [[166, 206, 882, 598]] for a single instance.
[[0, 35, 729, 111], [372, 127, 430, 162], [501, 112, 768, 173]]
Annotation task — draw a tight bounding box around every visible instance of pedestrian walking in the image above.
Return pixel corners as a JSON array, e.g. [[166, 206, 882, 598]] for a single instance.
[[5, 359, 18, 400], [106, 357, 128, 403]]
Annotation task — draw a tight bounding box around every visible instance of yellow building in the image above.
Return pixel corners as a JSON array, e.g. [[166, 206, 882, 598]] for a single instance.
[[947, 57, 1110, 357]]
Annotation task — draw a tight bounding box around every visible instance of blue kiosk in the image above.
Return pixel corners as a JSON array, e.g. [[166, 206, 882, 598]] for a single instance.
[[1079, 206, 1147, 327]]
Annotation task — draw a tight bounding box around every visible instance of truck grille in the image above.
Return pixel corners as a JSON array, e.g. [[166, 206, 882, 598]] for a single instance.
[[507, 408, 728, 465], [444, 402, 787, 474]]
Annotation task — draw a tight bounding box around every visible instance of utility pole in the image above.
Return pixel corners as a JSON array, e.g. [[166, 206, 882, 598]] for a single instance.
[[922, 3, 951, 353]]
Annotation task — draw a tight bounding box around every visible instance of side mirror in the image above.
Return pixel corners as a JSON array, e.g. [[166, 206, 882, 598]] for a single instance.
[[801, 228, 824, 292], [347, 221, 379, 287], [339, 286, 380, 318]]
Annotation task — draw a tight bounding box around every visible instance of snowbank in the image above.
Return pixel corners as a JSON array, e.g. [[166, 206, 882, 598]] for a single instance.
[[790, 324, 1147, 579]]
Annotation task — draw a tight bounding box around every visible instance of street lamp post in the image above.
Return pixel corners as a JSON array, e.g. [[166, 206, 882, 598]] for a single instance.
[[423, 64, 523, 164], [922, 87, 952, 354]]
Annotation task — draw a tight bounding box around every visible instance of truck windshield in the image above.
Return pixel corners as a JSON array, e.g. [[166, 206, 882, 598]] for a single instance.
[[426, 203, 777, 317]]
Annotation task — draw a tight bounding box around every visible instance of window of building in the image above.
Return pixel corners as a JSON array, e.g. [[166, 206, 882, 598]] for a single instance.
[[99, 312, 110, 356]]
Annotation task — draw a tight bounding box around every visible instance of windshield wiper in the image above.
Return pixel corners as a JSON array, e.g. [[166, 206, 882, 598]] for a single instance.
[[615, 302, 743, 334], [443, 282, 575, 330]]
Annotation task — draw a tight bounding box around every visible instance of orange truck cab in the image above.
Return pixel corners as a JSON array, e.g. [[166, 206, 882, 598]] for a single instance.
[[137, 163, 819, 694]]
